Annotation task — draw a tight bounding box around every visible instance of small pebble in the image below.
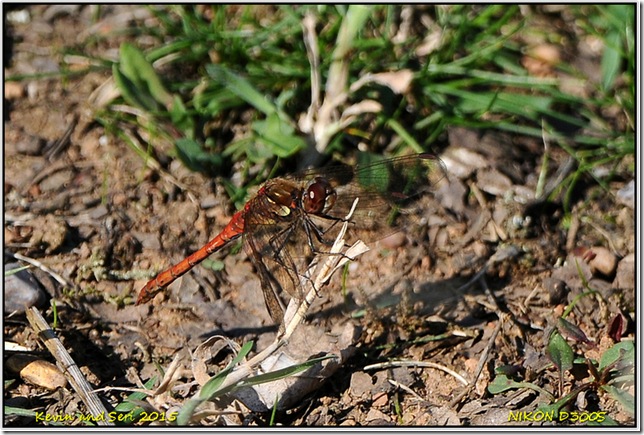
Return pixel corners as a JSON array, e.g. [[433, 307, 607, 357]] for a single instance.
[[6, 354, 67, 390], [476, 168, 513, 196], [543, 278, 568, 305], [588, 246, 618, 277], [15, 134, 45, 156], [439, 147, 487, 180], [527, 44, 562, 65], [4, 262, 47, 314], [616, 180, 634, 209], [4, 81, 25, 100], [38, 169, 74, 193], [378, 231, 407, 249], [613, 253, 634, 289]]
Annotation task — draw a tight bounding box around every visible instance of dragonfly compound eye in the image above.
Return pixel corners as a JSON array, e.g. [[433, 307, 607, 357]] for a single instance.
[[303, 177, 337, 215]]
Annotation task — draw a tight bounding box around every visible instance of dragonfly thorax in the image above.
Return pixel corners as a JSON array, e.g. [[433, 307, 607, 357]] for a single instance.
[[262, 179, 301, 218]]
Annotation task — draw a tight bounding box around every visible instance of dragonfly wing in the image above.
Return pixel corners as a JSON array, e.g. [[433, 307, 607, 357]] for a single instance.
[[291, 153, 447, 240], [244, 217, 312, 324], [244, 230, 286, 324]]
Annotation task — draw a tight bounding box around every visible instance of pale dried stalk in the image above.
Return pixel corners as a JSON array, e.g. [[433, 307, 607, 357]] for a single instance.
[[365, 360, 469, 387], [92, 352, 184, 397], [13, 252, 77, 291], [26, 307, 113, 426], [298, 7, 375, 153], [278, 198, 368, 342], [300, 12, 320, 135]]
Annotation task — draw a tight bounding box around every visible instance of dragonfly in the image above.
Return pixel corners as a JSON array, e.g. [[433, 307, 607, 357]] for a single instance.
[[136, 153, 446, 324]]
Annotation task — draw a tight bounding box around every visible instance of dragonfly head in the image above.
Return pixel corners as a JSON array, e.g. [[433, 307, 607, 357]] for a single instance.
[[303, 177, 337, 215]]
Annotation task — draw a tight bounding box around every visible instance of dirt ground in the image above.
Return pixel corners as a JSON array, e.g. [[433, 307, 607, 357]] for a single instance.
[[4, 5, 635, 427]]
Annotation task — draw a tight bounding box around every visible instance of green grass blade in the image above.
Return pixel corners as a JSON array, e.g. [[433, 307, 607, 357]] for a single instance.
[[206, 64, 277, 116]]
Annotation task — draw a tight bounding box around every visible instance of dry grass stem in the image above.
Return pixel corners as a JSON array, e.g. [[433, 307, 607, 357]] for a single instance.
[[26, 307, 112, 426]]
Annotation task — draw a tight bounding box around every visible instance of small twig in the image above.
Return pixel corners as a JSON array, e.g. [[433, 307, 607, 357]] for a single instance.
[[565, 211, 580, 252], [150, 352, 185, 395], [536, 120, 551, 200], [469, 181, 488, 208], [582, 216, 622, 257], [448, 208, 491, 255], [520, 285, 541, 314], [448, 299, 505, 408], [45, 113, 78, 162], [93, 353, 184, 397], [364, 360, 469, 387], [12, 252, 78, 292], [387, 379, 425, 402], [22, 159, 70, 195], [26, 307, 113, 426], [91, 385, 155, 395], [448, 248, 521, 409], [455, 245, 520, 293], [542, 155, 576, 201]]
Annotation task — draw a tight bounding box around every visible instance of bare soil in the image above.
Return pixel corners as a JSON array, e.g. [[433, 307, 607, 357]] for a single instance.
[[4, 5, 635, 427]]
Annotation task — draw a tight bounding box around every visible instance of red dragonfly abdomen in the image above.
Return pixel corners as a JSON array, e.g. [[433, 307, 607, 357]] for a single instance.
[[135, 209, 246, 305]]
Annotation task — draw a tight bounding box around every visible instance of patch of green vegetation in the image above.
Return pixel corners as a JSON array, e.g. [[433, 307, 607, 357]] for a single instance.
[[489, 271, 634, 425], [71, 5, 631, 202]]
